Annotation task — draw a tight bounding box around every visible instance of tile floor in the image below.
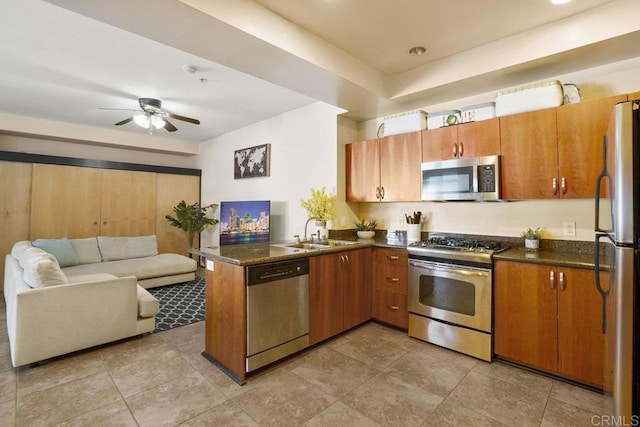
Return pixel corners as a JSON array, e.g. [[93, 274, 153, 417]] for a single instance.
[[0, 296, 605, 426]]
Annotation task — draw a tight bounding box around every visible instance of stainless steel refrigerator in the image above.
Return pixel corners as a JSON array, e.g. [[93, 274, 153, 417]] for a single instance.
[[594, 99, 639, 421]]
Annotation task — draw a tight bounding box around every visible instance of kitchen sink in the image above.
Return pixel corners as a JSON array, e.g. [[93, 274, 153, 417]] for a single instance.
[[271, 239, 359, 251], [284, 243, 331, 250]]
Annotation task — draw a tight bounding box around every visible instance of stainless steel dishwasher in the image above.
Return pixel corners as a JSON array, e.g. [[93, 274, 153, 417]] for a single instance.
[[246, 258, 309, 372]]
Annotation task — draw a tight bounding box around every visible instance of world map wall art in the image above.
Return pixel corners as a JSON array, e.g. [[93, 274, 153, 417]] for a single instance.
[[233, 143, 270, 179]]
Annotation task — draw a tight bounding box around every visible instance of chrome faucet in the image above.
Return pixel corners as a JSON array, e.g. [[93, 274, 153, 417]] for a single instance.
[[303, 217, 320, 242]]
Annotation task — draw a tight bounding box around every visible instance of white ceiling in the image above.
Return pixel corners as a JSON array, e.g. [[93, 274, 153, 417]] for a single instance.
[[1, 0, 639, 146]]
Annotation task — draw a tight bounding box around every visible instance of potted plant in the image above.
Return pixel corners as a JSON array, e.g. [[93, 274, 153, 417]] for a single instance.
[[521, 227, 541, 250], [300, 187, 336, 227], [166, 200, 219, 254], [355, 219, 377, 239]]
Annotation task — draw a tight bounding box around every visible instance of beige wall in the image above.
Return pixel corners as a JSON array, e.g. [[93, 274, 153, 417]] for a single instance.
[[350, 57, 640, 242]]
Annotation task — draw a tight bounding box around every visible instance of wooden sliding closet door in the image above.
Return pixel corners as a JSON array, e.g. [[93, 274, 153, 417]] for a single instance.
[[30, 164, 102, 239], [100, 169, 156, 237], [1, 161, 32, 292], [155, 173, 200, 255]]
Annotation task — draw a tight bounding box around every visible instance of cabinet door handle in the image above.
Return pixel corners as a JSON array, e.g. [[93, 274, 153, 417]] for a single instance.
[[561, 177, 567, 195], [388, 305, 400, 311], [559, 271, 566, 291], [550, 270, 555, 289], [552, 177, 558, 195], [375, 187, 380, 199], [459, 142, 464, 157], [102, 220, 108, 225], [344, 255, 350, 263], [386, 255, 400, 261], [452, 143, 458, 158], [380, 186, 385, 200], [386, 277, 400, 282], [340, 255, 345, 263], [93, 221, 98, 226]]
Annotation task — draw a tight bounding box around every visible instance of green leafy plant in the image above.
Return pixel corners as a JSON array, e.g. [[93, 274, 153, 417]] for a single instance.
[[300, 187, 336, 221], [355, 219, 378, 231], [521, 227, 541, 240], [166, 201, 219, 250]]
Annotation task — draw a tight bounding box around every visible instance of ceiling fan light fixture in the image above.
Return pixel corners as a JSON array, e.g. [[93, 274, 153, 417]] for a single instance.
[[151, 115, 165, 129], [133, 113, 150, 128]]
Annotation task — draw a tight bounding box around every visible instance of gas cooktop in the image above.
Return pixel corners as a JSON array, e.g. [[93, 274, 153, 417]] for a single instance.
[[407, 236, 510, 265]]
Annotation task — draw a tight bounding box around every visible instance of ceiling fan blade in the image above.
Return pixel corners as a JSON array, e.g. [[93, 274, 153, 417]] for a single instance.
[[99, 107, 141, 112], [166, 112, 200, 125], [114, 117, 134, 126], [163, 119, 178, 132]]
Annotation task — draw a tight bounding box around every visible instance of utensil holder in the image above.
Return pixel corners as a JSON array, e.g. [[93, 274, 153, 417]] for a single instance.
[[407, 224, 422, 244]]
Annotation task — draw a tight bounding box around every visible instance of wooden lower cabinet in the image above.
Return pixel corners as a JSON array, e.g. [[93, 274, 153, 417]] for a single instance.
[[371, 248, 408, 329], [494, 260, 606, 387], [204, 260, 246, 381], [309, 248, 372, 345]]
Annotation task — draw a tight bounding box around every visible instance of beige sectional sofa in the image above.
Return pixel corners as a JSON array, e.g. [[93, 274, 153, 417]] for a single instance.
[[3, 235, 197, 367]]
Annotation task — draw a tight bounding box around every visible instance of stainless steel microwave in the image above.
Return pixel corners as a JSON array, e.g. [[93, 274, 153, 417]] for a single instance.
[[421, 155, 501, 201]]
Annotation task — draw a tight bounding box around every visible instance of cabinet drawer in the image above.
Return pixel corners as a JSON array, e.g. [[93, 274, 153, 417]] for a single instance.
[[372, 290, 408, 329], [373, 263, 407, 295], [373, 248, 408, 266]]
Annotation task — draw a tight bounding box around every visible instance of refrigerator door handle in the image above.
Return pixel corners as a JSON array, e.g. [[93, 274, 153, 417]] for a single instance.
[[594, 233, 611, 334], [594, 135, 613, 233]]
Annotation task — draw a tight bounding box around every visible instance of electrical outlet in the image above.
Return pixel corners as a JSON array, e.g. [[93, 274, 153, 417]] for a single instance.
[[563, 222, 576, 236], [397, 216, 404, 227]]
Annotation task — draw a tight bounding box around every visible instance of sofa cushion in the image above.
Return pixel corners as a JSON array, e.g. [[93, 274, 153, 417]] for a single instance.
[[69, 237, 102, 265], [136, 286, 160, 318], [11, 241, 33, 263], [66, 273, 118, 283], [98, 235, 158, 261], [21, 247, 69, 288], [32, 238, 79, 267], [61, 253, 196, 280]]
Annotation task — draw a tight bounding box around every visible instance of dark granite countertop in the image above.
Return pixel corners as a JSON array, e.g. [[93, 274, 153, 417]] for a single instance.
[[493, 248, 599, 270], [193, 233, 606, 270]]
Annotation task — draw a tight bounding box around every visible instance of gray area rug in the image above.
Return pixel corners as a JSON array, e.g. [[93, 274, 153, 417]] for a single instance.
[[148, 277, 205, 333]]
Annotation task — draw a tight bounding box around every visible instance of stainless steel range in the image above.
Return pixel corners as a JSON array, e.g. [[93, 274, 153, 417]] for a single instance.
[[407, 236, 509, 361]]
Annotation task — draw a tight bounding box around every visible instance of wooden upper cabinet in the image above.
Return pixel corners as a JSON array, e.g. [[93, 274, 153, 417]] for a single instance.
[[346, 139, 379, 202], [30, 164, 102, 239], [499, 108, 558, 200], [100, 169, 157, 237], [494, 260, 558, 373], [557, 94, 627, 198], [379, 132, 422, 201], [422, 126, 457, 161], [628, 91, 640, 100], [422, 118, 500, 162], [346, 131, 421, 202]]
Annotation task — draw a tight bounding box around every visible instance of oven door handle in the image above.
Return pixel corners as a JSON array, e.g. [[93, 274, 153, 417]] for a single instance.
[[409, 260, 490, 277]]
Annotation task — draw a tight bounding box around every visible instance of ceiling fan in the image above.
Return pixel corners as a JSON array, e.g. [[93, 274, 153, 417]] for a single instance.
[[99, 97, 200, 134]]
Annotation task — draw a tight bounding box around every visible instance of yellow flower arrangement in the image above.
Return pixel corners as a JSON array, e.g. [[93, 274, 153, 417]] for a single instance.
[[300, 187, 336, 221]]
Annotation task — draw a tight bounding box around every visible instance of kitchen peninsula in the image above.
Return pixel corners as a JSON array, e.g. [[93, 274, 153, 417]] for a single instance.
[[194, 240, 380, 384]]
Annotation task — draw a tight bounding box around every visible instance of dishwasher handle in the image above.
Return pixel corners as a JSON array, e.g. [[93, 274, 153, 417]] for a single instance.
[[246, 258, 310, 285]]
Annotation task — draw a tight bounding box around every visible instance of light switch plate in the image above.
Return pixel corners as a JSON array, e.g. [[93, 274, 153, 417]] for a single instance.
[[206, 259, 214, 271]]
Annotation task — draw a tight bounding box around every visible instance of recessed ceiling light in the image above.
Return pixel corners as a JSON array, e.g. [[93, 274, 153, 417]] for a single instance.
[[550, 0, 571, 4], [409, 46, 427, 56]]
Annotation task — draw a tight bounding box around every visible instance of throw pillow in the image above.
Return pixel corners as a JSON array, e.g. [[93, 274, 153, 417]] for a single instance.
[[21, 247, 69, 288], [69, 237, 102, 264], [32, 238, 79, 268], [11, 241, 33, 263]]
